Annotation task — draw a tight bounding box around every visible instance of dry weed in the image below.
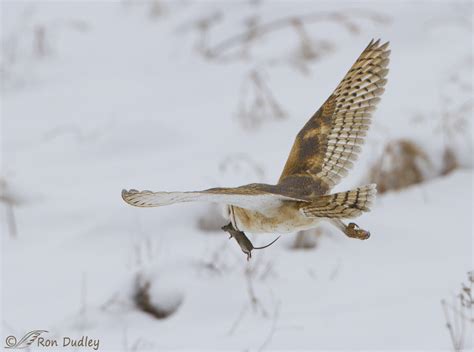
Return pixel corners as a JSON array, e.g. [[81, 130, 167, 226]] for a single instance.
[[179, 8, 390, 130], [441, 271, 474, 351], [236, 69, 287, 130], [366, 139, 432, 194], [133, 275, 182, 320], [290, 227, 323, 250]]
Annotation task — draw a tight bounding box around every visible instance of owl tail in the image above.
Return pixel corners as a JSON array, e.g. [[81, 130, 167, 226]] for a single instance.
[[300, 184, 377, 219]]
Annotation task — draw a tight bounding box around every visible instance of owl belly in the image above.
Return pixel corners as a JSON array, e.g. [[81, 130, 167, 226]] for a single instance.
[[229, 205, 317, 234]]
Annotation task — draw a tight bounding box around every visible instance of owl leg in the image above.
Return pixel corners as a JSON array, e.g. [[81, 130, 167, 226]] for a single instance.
[[329, 219, 370, 240]]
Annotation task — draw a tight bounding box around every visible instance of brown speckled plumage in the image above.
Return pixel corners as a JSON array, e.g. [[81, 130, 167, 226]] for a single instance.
[[279, 39, 389, 196], [122, 39, 389, 241]]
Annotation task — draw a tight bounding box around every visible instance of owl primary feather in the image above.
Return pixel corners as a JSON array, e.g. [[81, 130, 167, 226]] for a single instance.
[[122, 39, 389, 259]]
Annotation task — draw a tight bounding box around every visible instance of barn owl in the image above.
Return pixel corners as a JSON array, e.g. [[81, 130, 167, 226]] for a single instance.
[[122, 39, 389, 259]]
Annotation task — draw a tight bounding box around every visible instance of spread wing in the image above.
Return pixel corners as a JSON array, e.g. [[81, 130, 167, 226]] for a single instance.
[[279, 39, 390, 196], [122, 183, 308, 211]]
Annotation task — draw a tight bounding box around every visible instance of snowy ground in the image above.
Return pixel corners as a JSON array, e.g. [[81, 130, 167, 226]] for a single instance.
[[1, 1, 473, 351]]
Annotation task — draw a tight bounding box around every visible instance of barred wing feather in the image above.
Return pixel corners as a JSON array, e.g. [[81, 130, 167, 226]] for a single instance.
[[279, 39, 390, 195], [122, 184, 307, 211]]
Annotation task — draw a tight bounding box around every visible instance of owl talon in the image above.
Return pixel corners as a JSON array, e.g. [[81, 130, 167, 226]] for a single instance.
[[346, 222, 371, 240]]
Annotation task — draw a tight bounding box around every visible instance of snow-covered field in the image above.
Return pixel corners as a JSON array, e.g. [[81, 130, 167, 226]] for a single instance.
[[1, 1, 473, 350]]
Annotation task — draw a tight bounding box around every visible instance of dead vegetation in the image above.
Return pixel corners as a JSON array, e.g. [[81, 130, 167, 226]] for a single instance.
[[189, 9, 390, 62], [236, 69, 287, 130], [121, 0, 188, 21], [218, 153, 266, 180], [413, 14, 472, 179], [228, 254, 279, 336], [1, 4, 88, 92], [290, 227, 322, 250], [441, 148, 459, 176], [133, 275, 182, 320], [195, 241, 232, 276], [179, 8, 390, 130], [0, 177, 26, 238], [441, 272, 473, 351], [437, 55, 473, 174], [367, 50, 472, 194], [366, 139, 432, 194], [124, 230, 183, 320]]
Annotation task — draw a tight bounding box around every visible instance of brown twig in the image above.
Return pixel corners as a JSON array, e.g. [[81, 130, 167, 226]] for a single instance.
[[442, 298, 463, 351], [245, 266, 268, 317], [204, 10, 389, 60], [236, 68, 287, 130], [5, 203, 17, 238], [1, 179, 21, 238], [227, 303, 249, 335], [258, 301, 281, 351], [441, 271, 474, 351]]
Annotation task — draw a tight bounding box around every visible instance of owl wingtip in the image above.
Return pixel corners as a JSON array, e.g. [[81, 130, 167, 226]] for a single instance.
[[368, 38, 389, 49], [122, 188, 139, 200]]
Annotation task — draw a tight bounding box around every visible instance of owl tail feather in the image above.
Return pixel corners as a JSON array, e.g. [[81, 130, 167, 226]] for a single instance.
[[300, 184, 377, 219]]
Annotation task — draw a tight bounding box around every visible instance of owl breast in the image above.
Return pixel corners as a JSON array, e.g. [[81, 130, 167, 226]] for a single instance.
[[228, 204, 317, 234]]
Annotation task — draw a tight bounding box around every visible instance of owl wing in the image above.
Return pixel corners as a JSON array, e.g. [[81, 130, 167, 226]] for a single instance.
[[122, 183, 308, 211], [278, 39, 389, 196]]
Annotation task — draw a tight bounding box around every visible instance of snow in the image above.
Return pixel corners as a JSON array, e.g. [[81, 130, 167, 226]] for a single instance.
[[1, 1, 472, 350]]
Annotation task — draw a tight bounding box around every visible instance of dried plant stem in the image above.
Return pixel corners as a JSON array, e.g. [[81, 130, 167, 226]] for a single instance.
[[246, 268, 265, 314], [34, 25, 47, 58], [237, 69, 287, 129], [244, 256, 270, 317], [259, 301, 281, 352], [441, 272, 474, 351], [227, 303, 249, 335], [206, 10, 388, 58], [443, 301, 474, 322], [442, 298, 463, 351], [5, 203, 17, 238]]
